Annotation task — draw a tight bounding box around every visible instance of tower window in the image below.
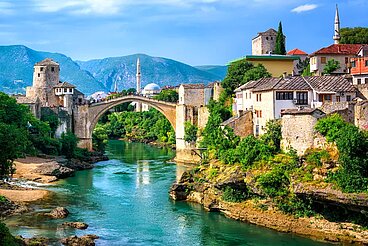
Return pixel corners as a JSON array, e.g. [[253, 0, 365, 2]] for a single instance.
[[38, 73, 40, 77], [40, 67, 44, 72], [271, 37, 273, 40], [266, 37, 269, 40], [51, 67, 55, 72]]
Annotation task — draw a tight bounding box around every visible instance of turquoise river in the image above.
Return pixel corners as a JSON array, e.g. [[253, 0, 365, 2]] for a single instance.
[[6, 140, 330, 245]]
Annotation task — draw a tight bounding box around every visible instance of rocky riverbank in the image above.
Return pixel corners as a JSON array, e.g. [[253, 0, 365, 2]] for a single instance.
[[170, 162, 368, 245]]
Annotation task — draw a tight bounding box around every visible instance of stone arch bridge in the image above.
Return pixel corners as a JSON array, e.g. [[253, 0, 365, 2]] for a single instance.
[[73, 95, 205, 163]]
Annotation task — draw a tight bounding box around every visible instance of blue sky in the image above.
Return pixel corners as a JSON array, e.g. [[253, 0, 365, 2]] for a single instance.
[[0, 0, 366, 65]]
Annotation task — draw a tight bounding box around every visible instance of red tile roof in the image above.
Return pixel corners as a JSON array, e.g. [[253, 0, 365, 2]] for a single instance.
[[311, 44, 364, 56], [287, 48, 308, 55]]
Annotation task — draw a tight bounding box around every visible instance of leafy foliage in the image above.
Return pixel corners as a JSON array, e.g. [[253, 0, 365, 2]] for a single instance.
[[261, 120, 281, 152], [257, 166, 290, 197], [154, 89, 178, 103], [184, 121, 198, 143], [222, 59, 271, 96], [60, 131, 79, 159], [323, 59, 341, 75], [93, 124, 109, 152], [316, 114, 368, 192], [296, 58, 310, 75], [274, 22, 286, 55], [340, 27, 368, 44], [40, 110, 59, 136], [103, 109, 175, 145], [221, 187, 249, 202], [0, 222, 22, 246]]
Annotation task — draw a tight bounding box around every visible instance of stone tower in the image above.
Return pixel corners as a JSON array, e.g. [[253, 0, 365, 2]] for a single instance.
[[26, 58, 60, 107], [136, 57, 142, 112], [252, 28, 278, 55], [333, 4, 341, 44]]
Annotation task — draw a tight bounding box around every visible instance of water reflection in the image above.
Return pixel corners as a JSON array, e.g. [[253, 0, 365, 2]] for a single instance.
[[136, 160, 150, 185]]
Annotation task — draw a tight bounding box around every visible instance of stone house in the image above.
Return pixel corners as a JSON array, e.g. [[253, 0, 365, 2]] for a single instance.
[[234, 76, 356, 136], [178, 83, 222, 107], [252, 28, 280, 55], [281, 108, 326, 155], [350, 45, 368, 85], [309, 44, 364, 75]]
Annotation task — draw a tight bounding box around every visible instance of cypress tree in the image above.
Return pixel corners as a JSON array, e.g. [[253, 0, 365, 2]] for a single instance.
[[274, 21, 286, 55]]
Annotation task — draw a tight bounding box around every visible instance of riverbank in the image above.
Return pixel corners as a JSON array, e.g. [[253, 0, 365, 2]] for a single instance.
[[170, 161, 368, 244]]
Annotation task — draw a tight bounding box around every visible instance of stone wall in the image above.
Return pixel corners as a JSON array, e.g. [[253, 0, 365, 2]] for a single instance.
[[198, 106, 210, 129], [222, 111, 253, 138], [281, 114, 318, 155], [356, 84, 368, 100], [355, 101, 368, 131], [320, 102, 355, 123]]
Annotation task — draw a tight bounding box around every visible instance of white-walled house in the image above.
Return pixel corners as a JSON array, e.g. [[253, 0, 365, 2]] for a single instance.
[[234, 76, 356, 135]]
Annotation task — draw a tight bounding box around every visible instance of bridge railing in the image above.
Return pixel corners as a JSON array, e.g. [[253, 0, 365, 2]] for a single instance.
[[87, 94, 177, 107]]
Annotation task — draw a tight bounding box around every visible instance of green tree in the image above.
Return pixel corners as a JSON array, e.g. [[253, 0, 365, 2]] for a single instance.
[[93, 124, 109, 152], [154, 89, 179, 103], [274, 21, 286, 55], [296, 58, 310, 75], [302, 63, 313, 76], [60, 131, 78, 159], [222, 60, 270, 96], [184, 121, 198, 143], [340, 27, 368, 44], [323, 59, 341, 75], [261, 120, 282, 152], [0, 123, 28, 179]]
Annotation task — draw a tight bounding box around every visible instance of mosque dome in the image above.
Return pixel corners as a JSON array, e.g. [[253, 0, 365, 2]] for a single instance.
[[144, 83, 161, 91]]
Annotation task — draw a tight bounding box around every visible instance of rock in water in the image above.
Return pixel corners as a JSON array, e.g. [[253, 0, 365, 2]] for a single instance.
[[60, 234, 99, 246], [48, 207, 69, 219], [62, 222, 89, 230], [33, 162, 75, 178]]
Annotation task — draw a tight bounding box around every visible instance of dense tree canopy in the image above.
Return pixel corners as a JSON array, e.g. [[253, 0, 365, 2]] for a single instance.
[[154, 89, 179, 103], [222, 59, 271, 96], [274, 22, 286, 55], [323, 59, 340, 75], [340, 27, 368, 44]]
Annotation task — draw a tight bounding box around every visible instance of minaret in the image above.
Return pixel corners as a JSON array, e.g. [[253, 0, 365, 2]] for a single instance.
[[136, 57, 142, 112], [136, 58, 141, 94], [333, 4, 341, 44]]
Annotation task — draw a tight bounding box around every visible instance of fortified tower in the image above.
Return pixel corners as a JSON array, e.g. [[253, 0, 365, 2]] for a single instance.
[[26, 58, 60, 107], [252, 28, 278, 55], [333, 4, 341, 44]]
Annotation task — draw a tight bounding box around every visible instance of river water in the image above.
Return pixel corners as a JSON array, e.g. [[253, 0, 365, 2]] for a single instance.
[[6, 140, 330, 245]]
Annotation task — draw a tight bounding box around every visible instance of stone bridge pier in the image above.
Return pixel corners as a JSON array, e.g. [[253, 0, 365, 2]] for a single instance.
[[73, 95, 208, 164]]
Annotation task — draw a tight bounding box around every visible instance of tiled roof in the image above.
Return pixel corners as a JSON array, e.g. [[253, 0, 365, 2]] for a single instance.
[[281, 108, 325, 117], [245, 55, 299, 60], [252, 28, 277, 40], [181, 83, 205, 89], [287, 48, 308, 55], [35, 58, 59, 66], [310, 44, 364, 56], [273, 76, 310, 91], [54, 82, 76, 88], [303, 76, 356, 93], [238, 76, 356, 94]]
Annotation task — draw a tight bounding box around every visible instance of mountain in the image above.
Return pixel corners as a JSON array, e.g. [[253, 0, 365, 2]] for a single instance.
[[195, 65, 228, 80], [77, 54, 224, 91], [0, 45, 106, 95]]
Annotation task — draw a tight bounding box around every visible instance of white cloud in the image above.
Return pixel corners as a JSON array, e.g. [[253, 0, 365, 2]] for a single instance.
[[0, 1, 14, 15], [291, 4, 318, 13]]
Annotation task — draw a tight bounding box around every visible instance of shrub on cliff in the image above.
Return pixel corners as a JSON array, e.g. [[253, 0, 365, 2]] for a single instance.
[[0, 222, 22, 246], [316, 114, 368, 192], [60, 131, 78, 159]]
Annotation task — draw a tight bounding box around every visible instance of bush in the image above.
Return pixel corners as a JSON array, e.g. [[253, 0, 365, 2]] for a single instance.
[[0, 222, 22, 246], [221, 186, 249, 202], [93, 124, 108, 152], [184, 121, 198, 143], [315, 114, 347, 142], [257, 166, 290, 197], [276, 195, 315, 218], [304, 149, 330, 168], [60, 131, 78, 159]]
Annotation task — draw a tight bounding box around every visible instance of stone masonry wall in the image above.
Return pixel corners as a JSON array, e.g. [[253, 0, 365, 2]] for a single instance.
[[320, 102, 355, 123], [355, 101, 368, 131]]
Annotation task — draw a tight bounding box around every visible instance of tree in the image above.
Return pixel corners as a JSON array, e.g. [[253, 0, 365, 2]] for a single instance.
[[323, 59, 340, 75], [296, 58, 310, 75], [184, 121, 198, 143], [274, 22, 286, 55], [154, 89, 179, 103], [0, 123, 27, 179], [93, 124, 109, 152], [340, 27, 368, 44], [222, 60, 270, 96], [60, 131, 78, 159]]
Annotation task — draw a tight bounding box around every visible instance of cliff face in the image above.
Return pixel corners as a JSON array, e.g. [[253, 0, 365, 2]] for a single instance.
[[170, 163, 368, 244]]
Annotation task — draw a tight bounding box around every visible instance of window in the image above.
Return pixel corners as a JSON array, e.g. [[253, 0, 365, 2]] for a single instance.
[[255, 110, 262, 118], [351, 60, 356, 67], [271, 37, 273, 40], [365, 78, 368, 84], [325, 95, 332, 102], [296, 92, 308, 105], [69, 88, 72, 93], [357, 79, 362, 85], [276, 91, 293, 100], [51, 67, 55, 72], [245, 93, 247, 99], [37, 73, 40, 77], [365, 60, 368, 67], [321, 57, 327, 64], [64, 88, 67, 92], [346, 95, 351, 101], [336, 96, 340, 102], [40, 67, 44, 72], [345, 57, 349, 64], [266, 37, 269, 40]]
